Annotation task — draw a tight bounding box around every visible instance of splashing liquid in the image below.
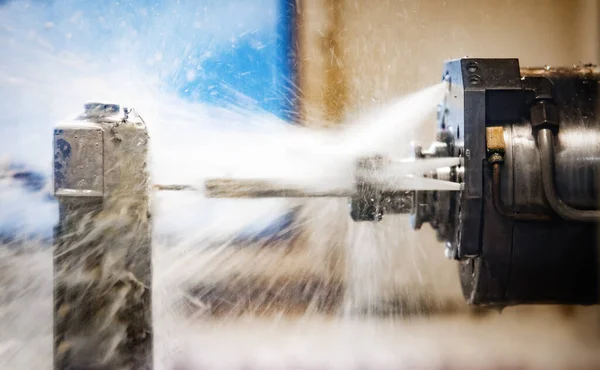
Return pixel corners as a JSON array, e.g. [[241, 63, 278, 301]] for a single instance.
[[1, 1, 599, 370]]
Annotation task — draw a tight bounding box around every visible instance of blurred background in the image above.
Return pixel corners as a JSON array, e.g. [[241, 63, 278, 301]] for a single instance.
[[1, 0, 600, 369]]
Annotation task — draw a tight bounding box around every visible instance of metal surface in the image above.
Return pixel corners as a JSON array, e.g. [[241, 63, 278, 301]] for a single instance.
[[538, 128, 600, 221], [204, 156, 461, 207], [509, 68, 600, 211], [205, 179, 354, 198], [432, 58, 524, 259], [54, 127, 104, 198], [408, 142, 462, 243], [53, 103, 152, 370], [507, 122, 549, 215], [491, 161, 550, 221]]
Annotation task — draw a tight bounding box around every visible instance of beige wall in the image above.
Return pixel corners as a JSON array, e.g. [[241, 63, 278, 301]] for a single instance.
[[298, 0, 600, 135]]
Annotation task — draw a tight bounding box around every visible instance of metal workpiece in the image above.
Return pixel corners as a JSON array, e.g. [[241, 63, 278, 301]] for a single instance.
[[53, 103, 152, 370]]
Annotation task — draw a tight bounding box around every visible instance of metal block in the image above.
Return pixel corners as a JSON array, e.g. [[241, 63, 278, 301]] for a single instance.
[[53, 104, 152, 370]]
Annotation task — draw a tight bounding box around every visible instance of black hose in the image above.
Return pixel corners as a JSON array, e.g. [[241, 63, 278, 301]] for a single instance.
[[537, 128, 600, 222]]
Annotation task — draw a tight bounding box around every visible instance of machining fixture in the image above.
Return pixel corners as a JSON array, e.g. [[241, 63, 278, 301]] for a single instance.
[[53, 103, 152, 370]]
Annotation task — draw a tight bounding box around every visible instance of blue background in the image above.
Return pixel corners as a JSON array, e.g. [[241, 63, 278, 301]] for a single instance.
[[0, 0, 298, 241], [0, 0, 296, 117]]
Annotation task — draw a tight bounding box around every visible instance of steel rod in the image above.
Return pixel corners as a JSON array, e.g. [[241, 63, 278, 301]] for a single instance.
[[204, 179, 354, 198]]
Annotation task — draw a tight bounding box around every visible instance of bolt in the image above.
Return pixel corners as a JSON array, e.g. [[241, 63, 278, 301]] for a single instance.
[[466, 61, 479, 73], [468, 75, 482, 85]]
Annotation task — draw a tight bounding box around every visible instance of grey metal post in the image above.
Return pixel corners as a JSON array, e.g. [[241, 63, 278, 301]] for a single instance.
[[53, 103, 152, 370]]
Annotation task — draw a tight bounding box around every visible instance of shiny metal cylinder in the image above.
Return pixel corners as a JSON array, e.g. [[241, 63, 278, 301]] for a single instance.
[[504, 67, 600, 213]]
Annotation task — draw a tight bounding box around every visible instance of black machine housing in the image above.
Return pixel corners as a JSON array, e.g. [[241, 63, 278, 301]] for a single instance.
[[433, 58, 599, 306]]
